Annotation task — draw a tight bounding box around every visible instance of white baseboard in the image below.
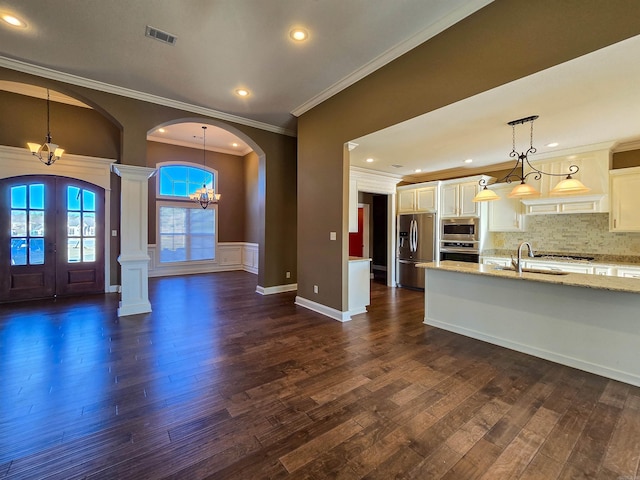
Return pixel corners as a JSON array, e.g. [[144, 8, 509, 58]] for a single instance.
[[295, 296, 352, 322], [107, 285, 120, 293], [256, 283, 297, 295]]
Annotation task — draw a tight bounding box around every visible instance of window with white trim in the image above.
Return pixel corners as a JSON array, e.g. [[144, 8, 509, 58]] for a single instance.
[[156, 163, 218, 264]]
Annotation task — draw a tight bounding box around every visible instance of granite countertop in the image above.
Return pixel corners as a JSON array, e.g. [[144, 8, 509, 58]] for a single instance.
[[417, 260, 640, 294], [348, 256, 372, 262], [482, 250, 640, 267]]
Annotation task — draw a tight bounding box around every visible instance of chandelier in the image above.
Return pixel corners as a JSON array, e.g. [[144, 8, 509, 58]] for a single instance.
[[27, 89, 65, 165], [473, 115, 590, 202], [189, 126, 221, 209]]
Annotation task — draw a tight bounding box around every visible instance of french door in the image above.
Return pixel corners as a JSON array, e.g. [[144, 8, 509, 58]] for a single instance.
[[0, 175, 105, 302]]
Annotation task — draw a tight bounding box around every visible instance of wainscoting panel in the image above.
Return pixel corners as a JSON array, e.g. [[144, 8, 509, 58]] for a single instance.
[[148, 242, 258, 278]]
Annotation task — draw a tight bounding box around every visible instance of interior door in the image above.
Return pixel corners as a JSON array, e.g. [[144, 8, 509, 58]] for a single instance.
[[0, 176, 105, 302]]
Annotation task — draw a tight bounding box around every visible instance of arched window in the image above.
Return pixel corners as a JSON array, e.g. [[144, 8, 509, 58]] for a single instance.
[[156, 163, 218, 264]]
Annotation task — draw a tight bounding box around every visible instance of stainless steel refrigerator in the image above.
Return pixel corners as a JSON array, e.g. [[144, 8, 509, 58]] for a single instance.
[[397, 213, 435, 289]]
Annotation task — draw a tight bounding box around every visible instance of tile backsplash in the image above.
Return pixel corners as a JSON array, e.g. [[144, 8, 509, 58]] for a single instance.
[[490, 213, 640, 256]]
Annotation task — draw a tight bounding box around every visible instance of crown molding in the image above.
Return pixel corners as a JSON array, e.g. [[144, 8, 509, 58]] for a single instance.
[[613, 138, 640, 153], [147, 137, 252, 157], [0, 56, 296, 137], [291, 0, 493, 117]]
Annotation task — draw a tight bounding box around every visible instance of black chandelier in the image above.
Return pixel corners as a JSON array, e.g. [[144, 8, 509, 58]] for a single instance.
[[473, 115, 589, 202]]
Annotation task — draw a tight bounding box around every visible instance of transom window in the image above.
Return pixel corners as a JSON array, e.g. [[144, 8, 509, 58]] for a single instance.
[[158, 165, 215, 199]]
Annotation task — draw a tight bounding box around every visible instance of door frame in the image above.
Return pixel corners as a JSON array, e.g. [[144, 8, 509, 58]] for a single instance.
[[0, 145, 116, 293]]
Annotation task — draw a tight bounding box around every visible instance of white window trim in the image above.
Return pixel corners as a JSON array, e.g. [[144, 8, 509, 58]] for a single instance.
[[155, 199, 219, 266]]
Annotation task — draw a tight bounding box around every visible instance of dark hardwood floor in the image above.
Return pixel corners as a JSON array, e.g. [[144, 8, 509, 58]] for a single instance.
[[1, 272, 639, 479]]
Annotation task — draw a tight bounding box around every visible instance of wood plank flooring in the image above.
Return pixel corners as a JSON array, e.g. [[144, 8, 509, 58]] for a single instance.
[[1, 271, 640, 479]]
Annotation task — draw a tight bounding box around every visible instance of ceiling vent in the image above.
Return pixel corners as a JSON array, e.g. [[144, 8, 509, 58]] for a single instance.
[[145, 25, 177, 46]]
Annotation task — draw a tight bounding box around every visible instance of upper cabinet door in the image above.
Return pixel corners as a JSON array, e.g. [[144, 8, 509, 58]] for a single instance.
[[397, 189, 416, 213], [415, 187, 436, 212], [440, 184, 459, 217], [459, 182, 479, 217], [610, 167, 640, 232], [488, 183, 525, 232]]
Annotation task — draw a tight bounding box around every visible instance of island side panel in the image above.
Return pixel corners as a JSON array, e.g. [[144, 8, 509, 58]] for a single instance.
[[423, 268, 640, 387]]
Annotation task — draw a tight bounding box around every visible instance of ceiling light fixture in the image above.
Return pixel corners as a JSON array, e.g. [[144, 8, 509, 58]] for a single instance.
[[366, 158, 374, 163], [189, 126, 221, 209], [473, 115, 589, 202], [290, 28, 308, 41], [27, 89, 64, 166], [1, 13, 26, 28], [546, 142, 559, 147], [415, 169, 422, 173], [235, 88, 249, 97], [464, 159, 473, 164]]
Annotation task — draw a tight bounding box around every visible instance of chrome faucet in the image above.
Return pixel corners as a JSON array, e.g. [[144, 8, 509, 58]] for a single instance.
[[511, 241, 534, 273]]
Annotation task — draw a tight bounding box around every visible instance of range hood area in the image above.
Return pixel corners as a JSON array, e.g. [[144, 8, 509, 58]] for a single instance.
[[515, 146, 611, 215]]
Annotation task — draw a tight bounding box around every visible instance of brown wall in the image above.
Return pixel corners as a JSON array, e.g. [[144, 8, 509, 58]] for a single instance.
[[244, 151, 261, 245], [0, 68, 297, 290], [613, 149, 640, 170], [0, 90, 121, 159], [298, 0, 640, 311], [146, 142, 247, 244]]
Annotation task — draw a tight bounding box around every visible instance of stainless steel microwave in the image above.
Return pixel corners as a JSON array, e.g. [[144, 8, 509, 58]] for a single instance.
[[440, 217, 479, 242]]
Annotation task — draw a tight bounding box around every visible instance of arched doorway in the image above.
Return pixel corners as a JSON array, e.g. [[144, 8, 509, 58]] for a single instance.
[[0, 175, 105, 302]]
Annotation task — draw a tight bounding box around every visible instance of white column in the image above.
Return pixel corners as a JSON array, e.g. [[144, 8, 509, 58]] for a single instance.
[[112, 164, 156, 316]]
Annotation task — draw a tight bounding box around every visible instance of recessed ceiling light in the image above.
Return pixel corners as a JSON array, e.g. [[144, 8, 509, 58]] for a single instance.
[[414, 169, 422, 173], [158, 128, 166, 133], [1, 13, 26, 28], [464, 159, 473, 164], [546, 142, 559, 147], [366, 158, 374, 163], [232, 143, 238, 147], [235, 88, 249, 97], [289, 28, 308, 42]]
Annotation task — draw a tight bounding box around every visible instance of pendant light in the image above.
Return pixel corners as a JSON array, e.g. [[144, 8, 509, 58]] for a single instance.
[[189, 126, 221, 209], [27, 89, 64, 165], [473, 115, 589, 202]]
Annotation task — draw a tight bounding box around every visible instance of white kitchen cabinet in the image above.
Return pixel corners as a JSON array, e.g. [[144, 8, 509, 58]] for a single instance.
[[521, 148, 610, 214], [594, 266, 613, 276], [397, 183, 437, 213], [610, 166, 640, 232], [523, 260, 594, 274], [482, 257, 511, 267], [440, 177, 490, 218], [617, 266, 640, 279], [487, 183, 525, 232]]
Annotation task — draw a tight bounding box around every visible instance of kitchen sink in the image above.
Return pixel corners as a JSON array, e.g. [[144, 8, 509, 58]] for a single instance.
[[493, 266, 569, 275]]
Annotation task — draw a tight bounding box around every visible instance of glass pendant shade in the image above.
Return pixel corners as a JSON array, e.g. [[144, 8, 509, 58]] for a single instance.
[[507, 182, 541, 199], [472, 187, 500, 202], [550, 176, 590, 195]]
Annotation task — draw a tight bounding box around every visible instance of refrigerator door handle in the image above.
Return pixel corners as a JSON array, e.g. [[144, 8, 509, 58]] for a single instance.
[[409, 220, 414, 252], [411, 219, 418, 252]]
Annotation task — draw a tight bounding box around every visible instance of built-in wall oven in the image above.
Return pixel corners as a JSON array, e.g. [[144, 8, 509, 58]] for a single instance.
[[440, 217, 479, 263]]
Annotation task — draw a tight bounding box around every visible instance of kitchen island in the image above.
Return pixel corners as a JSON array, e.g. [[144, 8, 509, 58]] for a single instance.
[[417, 261, 640, 387]]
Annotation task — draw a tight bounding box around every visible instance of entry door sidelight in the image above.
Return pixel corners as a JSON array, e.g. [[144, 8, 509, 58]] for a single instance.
[[0, 176, 105, 302]]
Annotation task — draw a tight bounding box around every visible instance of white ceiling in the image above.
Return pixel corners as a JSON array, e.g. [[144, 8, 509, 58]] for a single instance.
[[349, 34, 640, 177], [1, 2, 639, 175]]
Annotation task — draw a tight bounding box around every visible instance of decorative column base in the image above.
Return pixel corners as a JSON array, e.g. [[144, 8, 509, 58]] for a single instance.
[[117, 254, 152, 316]]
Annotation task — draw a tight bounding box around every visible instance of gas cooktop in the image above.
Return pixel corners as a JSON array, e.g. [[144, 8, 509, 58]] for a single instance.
[[533, 254, 595, 262]]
